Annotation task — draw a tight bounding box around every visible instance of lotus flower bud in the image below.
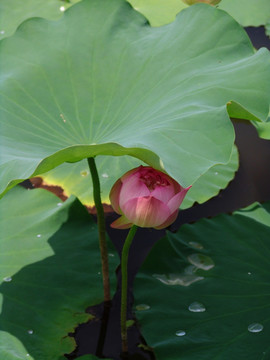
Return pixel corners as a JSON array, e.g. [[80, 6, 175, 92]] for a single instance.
[[182, 0, 221, 5], [109, 166, 191, 229]]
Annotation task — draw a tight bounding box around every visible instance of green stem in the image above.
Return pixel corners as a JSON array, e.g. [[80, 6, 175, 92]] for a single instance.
[[88, 157, 110, 302], [121, 225, 138, 354]]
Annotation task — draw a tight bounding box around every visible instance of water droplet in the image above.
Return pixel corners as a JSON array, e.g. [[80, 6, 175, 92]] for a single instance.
[[3, 276, 12, 282], [27, 330, 33, 335], [188, 241, 204, 249], [136, 304, 150, 311], [175, 330, 186, 337], [37, 234, 42, 238], [57, 202, 63, 207], [108, 253, 115, 257], [0, 30, 5, 35], [248, 272, 251, 275], [214, 172, 218, 175], [248, 323, 263, 333], [184, 265, 197, 275], [188, 253, 215, 271], [153, 273, 204, 287], [102, 173, 109, 178], [60, 6, 65, 11], [60, 113, 66, 122], [188, 301, 206, 313], [26, 354, 30, 357], [97, 272, 101, 275], [80, 170, 88, 177]]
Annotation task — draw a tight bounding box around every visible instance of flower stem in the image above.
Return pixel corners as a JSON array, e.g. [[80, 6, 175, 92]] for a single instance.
[[121, 225, 138, 354], [87, 157, 110, 302]]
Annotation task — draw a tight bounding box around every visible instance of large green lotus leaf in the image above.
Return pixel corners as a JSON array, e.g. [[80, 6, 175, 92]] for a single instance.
[[1, 0, 270, 199], [266, 20, 270, 37], [181, 144, 238, 209], [0, 187, 118, 359], [134, 202, 270, 359], [253, 117, 270, 140], [219, 0, 270, 27], [0, 186, 73, 278], [0, 0, 81, 40], [0, 331, 34, 360], [128, 0, 270, 27], [39, 145, 238, 209]]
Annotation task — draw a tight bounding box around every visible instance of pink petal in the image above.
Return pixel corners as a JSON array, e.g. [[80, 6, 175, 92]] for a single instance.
[[110, 215, 133, 229], [121, 166, 142, 182], [109, 179, 123, 214], [154, 210, 178, 229], [151, 183, 175, 203], [122, 196, 171, 228], [167, 186, 192, 213], [119, 175, 150, 209]]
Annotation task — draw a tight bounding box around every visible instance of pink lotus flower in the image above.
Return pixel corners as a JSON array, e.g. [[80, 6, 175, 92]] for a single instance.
[[109, 166, 191, 229]]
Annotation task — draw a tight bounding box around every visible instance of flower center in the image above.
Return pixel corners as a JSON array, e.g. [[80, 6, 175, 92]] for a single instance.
[[140, 170, 169, 191]]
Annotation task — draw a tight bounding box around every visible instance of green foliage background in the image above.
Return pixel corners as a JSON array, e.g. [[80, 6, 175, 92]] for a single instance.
[[1, 0, 270, 359]]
